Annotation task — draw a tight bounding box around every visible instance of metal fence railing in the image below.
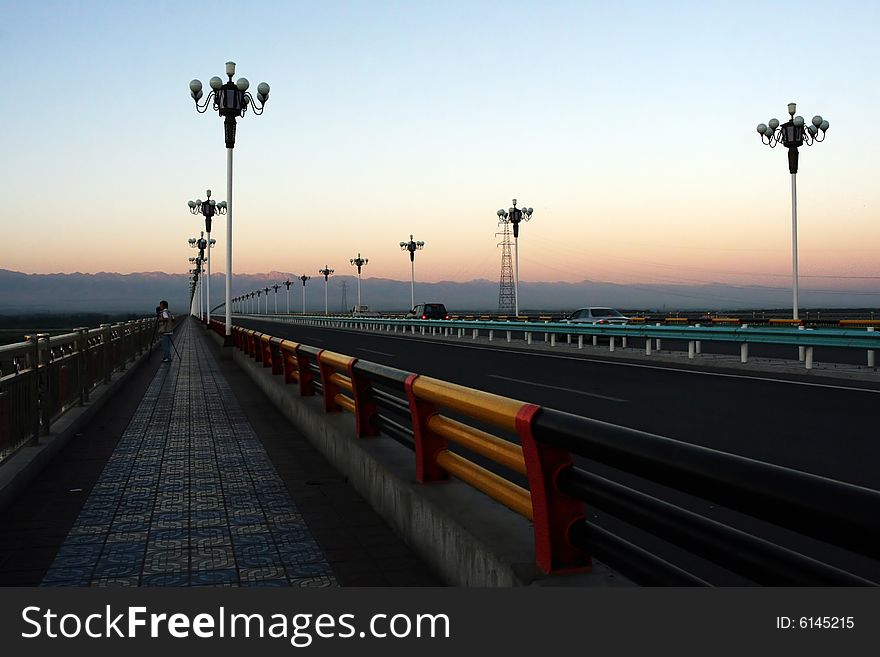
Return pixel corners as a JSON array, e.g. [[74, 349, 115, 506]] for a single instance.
[[0, 317, 161, 465], [236, 313, 880, 369], [215, 319, 880, 586]]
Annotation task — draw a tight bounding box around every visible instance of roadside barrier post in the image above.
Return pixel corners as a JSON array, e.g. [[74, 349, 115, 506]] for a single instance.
[[805, 346, 814, 370], [798, 325, 805, 361], [517, 405, 590, 574], [688, 341, 695, 359], [76, 327, 88, 404], [868, 327, 875, 368], [101, 324, 112, 383], [404, 374, 448, 483], [26, 335, 40, 442], [740, 343, 749, 363]]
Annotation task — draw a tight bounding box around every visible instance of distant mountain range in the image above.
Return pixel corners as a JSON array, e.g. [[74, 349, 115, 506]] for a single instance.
[[0, 269, 876, 314]]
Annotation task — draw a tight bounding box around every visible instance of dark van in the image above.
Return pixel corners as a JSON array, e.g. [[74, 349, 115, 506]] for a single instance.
[[406, 303, 449, 320]]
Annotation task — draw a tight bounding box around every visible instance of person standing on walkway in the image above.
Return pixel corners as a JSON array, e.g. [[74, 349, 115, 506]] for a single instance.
[[158, 300, 174, 362]]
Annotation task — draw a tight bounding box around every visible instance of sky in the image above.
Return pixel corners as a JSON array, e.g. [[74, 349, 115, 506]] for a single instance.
[[1, 0, 878, 294]]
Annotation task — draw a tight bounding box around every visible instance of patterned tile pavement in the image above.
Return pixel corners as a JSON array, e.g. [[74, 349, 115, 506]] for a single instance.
[[42, 321, 337, 587]]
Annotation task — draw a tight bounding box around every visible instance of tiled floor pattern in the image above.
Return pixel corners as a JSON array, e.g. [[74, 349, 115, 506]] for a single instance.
[[41, 322, 336, 587]]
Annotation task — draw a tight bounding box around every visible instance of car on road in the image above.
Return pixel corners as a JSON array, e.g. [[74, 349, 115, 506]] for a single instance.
[[405, 303, 450, 320], [562, 307, 630, 325]]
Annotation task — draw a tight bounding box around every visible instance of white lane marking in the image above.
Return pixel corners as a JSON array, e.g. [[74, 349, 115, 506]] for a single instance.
[[488, 375, 628, 402], [360, 348, 395, 357], [303, 336, 324, 342], [249, 320, 880, 395]]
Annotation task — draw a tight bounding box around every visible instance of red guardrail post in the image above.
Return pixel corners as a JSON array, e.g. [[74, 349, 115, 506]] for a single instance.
[[404, 374, 448, 483], [316, 351, 341, 413], [516, 404, 590, 574], [261, 336, 273, 368], [269, 338, 284, 376], [349, 361, 379, 438], [281, 344, 298, 384], [295, 347, 316, 397]]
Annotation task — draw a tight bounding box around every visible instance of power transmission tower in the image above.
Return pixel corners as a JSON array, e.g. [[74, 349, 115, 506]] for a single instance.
[[497, 221, 515, 313], [340, 280, 349, 312]]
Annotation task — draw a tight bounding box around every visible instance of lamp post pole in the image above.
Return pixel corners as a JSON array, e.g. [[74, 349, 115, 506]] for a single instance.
[[756, 103, 829, 320], [399, 235, 425, 310], [284, 279, 292, 314], [190, 61, 270, 342], [188, 190, 225, 325], [349, 254, 368, 312], [318, 267, 334, 315], [188, 235, 207, 319], [496, 200, 533, 316], [272, 284, 281, 314], [263, 287, 270, 314], [298, 275, 311, 314]]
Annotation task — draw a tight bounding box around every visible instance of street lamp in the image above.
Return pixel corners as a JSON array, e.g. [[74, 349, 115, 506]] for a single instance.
[[188, 256, 203, 318], [255, 288, 263, 315], [399, 235, 425, 310], [272, 283, 281, 314], [496, 199, 533, 316], [188, 190, 226, 325], [756, 102, 829, 320], [298, 275, 311, 314], [189, 61, 271, 342], [188, 234, 208, 319], [349, 254, 368, 312], [284, 279, 292, 314], [318, 266, 334, 315], [263, 286, 270, 314]]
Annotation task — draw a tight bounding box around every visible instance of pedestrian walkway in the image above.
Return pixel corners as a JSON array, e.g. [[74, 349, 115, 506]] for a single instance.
[[41, 321, 336, 587]]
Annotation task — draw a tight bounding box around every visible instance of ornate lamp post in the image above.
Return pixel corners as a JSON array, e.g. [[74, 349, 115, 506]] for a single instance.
[[188, 190, 225, 325], [318, 266, 334, 315], [284, 279, 292, 314], [496, 200, 533, 317], [298, 275, 311, 314], [189, 61, 270, 342], [399, 235, 425, 310], [188, 235, 207, 319], [255, 288, 262, 314], [756, 103, 829, 320], [349, 254, 368, 312], [263, 286, 270, 314], [272, 283, 281, 314]]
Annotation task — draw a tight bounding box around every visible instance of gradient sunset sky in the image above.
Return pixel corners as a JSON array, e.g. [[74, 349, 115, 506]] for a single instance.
[[2, 0, 878, 292]]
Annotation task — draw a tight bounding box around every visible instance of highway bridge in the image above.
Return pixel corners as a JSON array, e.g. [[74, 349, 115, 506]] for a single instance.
[[0, 315, 878, 587]]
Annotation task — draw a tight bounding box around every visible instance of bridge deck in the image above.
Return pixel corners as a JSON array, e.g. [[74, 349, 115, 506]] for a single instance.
[[0, 320, 438, 587]]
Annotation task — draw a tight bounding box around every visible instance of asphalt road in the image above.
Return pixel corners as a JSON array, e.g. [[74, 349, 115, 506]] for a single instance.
[[238, 317, 879, 490]]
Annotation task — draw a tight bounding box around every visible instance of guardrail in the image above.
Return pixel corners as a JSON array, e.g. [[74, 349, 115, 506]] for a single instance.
[[218, 319, 880, 586], [0, 318, 160, 465], [236, 313, 880, 369]]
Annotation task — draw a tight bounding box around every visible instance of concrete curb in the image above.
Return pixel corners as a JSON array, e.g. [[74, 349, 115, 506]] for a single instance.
[[209, 330, 625, 587]]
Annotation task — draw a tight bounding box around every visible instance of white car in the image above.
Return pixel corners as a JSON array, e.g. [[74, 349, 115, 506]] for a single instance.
[[563, 307, 630, 325], [351, 305, 380, 317]]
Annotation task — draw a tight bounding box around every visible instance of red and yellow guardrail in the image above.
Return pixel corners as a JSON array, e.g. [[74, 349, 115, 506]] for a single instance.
[[769, 318, 804, 326], [228, 323, 588, 575]]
